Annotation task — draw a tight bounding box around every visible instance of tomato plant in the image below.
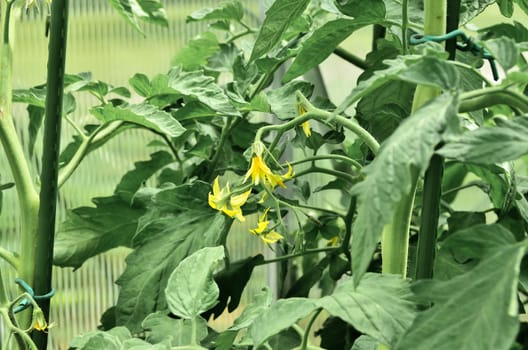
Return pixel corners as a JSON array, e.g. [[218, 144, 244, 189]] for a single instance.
[[2, 0, 528, 349]]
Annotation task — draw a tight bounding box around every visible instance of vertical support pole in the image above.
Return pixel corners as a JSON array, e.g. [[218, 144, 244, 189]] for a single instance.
[[32, 0, 69, 348]]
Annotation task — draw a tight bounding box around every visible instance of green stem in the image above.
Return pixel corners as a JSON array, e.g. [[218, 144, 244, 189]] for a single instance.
[[382, 0, 446, 278], [333, 47, 369, 70], [293, 166, 357, 183], [459, 89, 528, 114], [0, 271, 8, 306], [32, 1, 70, 348], [381, 177, 417, 276], [441, 180, 486, 197], [286, 154, 362, 170], [57, 121, 122, 187], [257, 92, 380, 155], [300, 308, 323, 350], [0, 246, 19, 269], [255, 246, 340, 266], [206, 118, 239, 182], [1, 1, 40, 332], [402, 0, 409, 54]]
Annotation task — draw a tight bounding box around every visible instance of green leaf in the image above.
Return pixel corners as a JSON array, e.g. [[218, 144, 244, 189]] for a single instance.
[[142, 312, 208, 346], [396, 241, 525, 350], [496, 0, 514, 17], [286, 258, 329, 297], [70, 326, 131, 349], [205, 254, 264, 319], [249, 298, 319, 347], [283, 18, 377, 82], [352, 335, 380, 350], [165, 246, 224, 319], [484, 36, 519, 71], [514, 0, 528, 15], [318, 273, 416, 347], [108, 0, 168, 35], [186, 1, 244, 23], [266, 80, 313, 120], [466, 164, 509, 209], [54, 195, 145, 269], [129, 73, 152, 97], [250, 0, 310, 62], [115, 181, 229, 332], [480, 21, 528, 43], [355, 80, 414, 142], [26, 105, 45, 157], [351, 93, 459, 284], [438, 117, 528, 164], [459, 0, 496, 24], [167, 68, 240, 117], [335, 0, 386, 19], [115, 151, 174, 202], [446, 211, 486, 234], [171, 32, 220, 70], [91, 102, 185, 137], [336, 55, 459, 115]]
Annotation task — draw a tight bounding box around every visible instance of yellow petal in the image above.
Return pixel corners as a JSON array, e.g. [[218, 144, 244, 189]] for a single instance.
[[260, 231, 284, 244], [250, 221, 269, 235], [301, 121, 311, 137], [212, 176, 220, 195], [208, 193, 218, 210], [230, 188, 252, 208]]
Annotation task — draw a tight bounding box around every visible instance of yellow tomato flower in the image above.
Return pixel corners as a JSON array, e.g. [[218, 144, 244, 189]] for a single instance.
[[301, 121, 312, 137], [33, 309, 49, 332], [244, 155, 293, 189], [208, 177, 251, 222], [249, 208, 284, 244]]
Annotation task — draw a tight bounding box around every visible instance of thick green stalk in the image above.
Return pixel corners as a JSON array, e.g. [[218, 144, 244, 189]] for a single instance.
[[32, 0, 69, 348], [1, 1, 40, 328], [415, 0, 459, 280], [381, 0, 446, 277]]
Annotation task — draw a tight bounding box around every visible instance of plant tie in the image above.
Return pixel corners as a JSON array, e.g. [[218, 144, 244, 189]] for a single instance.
[[410, 29, 499, 80], [13, 278, 55, 313]]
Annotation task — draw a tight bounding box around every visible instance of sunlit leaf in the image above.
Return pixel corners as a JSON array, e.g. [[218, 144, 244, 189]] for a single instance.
[[171, 32, 220, 70], [351, 94, 459, 284], [91, 102, 185, 137], [142, 312, 208, 346], [266, 80, 313, 120], [186, 1, 244, 23], [165, 246, 224, 319], [108, 0, 168, 35], [250, 0, 310, 61], [484, 36, 519, 71]]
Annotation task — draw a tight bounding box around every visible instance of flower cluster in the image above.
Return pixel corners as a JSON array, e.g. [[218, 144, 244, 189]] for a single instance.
[[208, 149, 293, 244]]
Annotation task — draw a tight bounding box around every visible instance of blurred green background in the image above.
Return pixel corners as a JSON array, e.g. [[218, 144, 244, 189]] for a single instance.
[[0, 1, 527, 348]]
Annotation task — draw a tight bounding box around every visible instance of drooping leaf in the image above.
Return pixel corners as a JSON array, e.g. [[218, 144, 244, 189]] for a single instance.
[[351, 93, 459, 284], [484, 36, 519, 71], [283, 18, 378, 82], [165, 246, 224, 319], [318, 273, 416, 347], [250, 0, 310, 61], [142, 312, 208, 346], [91, 102, 185, 137], [286, 258, 329, 298], [186, 1, 244, 23], [396, 241, 525, 350], [438, 117, 528, 164], [129, 73, 152, 97], [336, 55, 459, 115], [108, 0, 168, 35], [54, 195, 145, 269], [249, 298, 319, 347], [115, 181, 229, 332], [115, 150, 174, 203], [335, 0, 386, 19], [171, 32, 220, 70]]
